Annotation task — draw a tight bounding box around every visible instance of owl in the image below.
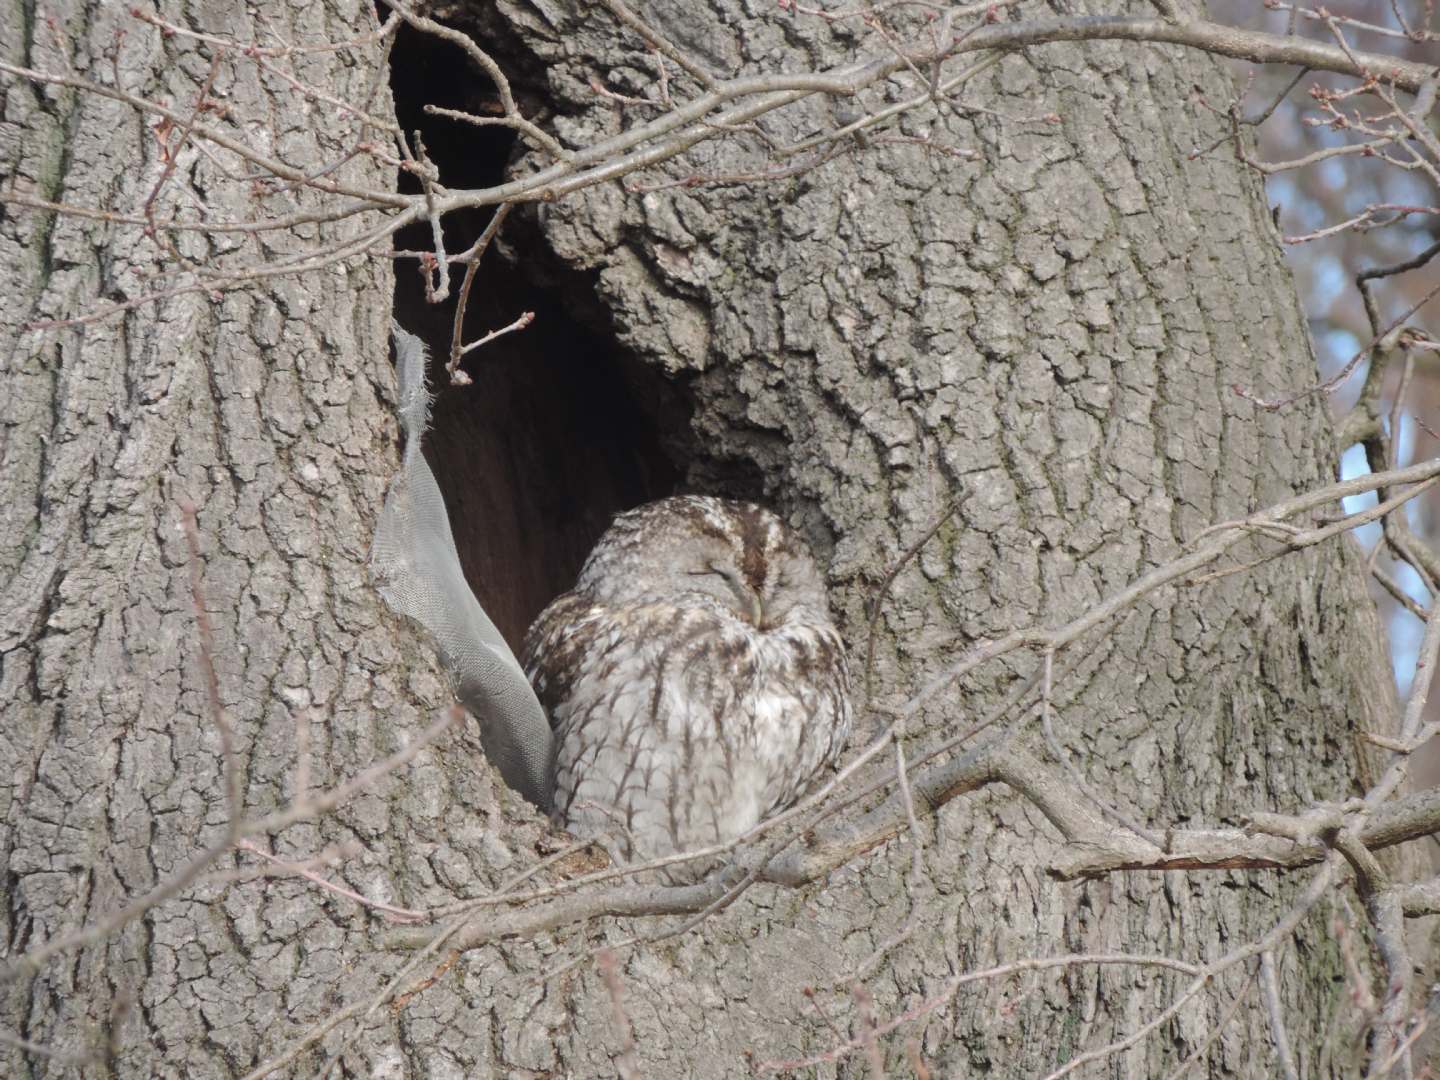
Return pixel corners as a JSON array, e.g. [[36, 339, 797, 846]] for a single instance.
[[521, 495, 851, 870]]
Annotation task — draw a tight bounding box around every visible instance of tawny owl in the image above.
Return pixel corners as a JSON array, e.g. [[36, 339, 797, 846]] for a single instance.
[[521, 496, 851, 867]]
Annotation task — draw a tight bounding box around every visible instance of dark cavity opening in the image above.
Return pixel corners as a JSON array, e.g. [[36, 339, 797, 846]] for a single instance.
[[387, 20, 683, 649]]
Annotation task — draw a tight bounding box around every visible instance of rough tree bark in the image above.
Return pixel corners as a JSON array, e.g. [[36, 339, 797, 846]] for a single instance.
[[0, 0, 1409, 1077], [0, 1, 544, 1074]]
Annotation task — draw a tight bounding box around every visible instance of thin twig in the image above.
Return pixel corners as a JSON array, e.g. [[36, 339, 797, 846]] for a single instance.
[[1260, 950, 1300, 1080]]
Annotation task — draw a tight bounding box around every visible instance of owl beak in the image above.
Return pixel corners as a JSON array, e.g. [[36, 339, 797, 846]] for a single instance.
[[749, 589, 765, 628]]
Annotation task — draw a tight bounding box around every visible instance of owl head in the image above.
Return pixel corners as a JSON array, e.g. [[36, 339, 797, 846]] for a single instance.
[[574, 495, 833, 631]]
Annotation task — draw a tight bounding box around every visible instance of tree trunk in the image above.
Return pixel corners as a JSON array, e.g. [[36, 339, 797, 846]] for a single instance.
[[2, 2, 543, 1074], [1, 0, 1404, 1077]]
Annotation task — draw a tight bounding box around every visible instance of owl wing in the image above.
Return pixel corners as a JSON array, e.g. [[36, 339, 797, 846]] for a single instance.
[[521, 591, 612, 733]]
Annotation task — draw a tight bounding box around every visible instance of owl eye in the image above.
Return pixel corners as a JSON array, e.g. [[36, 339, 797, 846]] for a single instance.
[[688, 564, 735, 583]]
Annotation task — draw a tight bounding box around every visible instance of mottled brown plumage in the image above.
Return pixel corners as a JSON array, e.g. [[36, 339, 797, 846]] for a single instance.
[[521, 496, 851, 869]]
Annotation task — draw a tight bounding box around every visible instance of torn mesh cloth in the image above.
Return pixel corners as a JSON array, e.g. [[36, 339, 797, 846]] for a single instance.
[[369, 324, 553, 810]]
